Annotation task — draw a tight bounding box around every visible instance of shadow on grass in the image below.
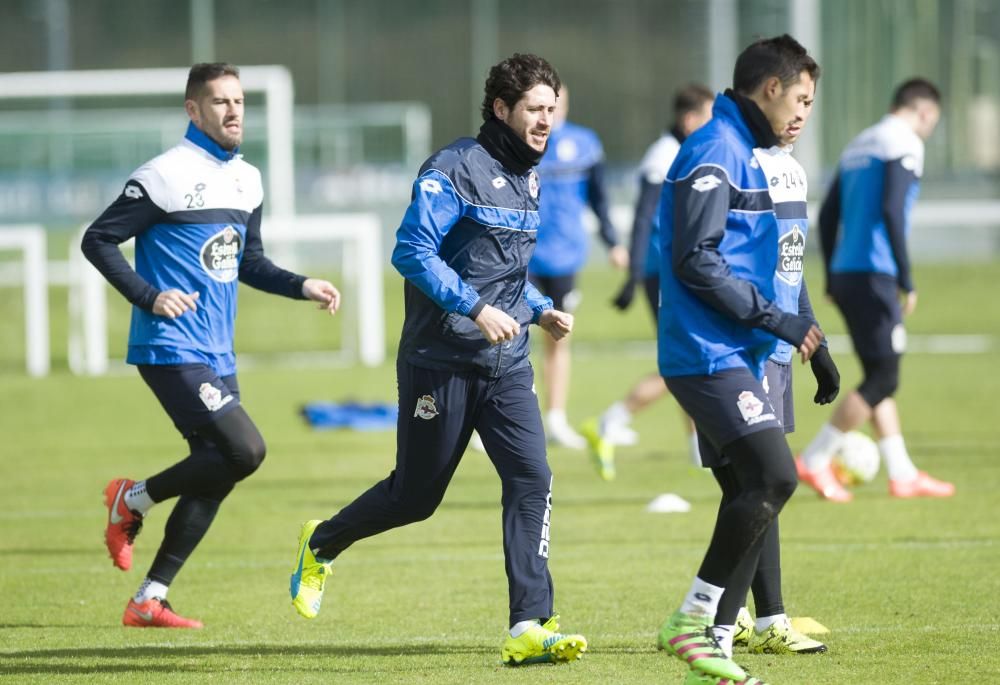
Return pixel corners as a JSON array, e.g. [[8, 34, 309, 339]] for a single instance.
[[0, 643, 493, 675]]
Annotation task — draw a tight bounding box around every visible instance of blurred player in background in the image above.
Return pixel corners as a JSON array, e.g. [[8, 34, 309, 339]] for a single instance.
[[289, 53, 588, 667], [529, 85, 628, 449], [654, 35, 824, 685], [83, 62, 341, 628], [796, 78, 954, 502], [581, 83, 713, 484]]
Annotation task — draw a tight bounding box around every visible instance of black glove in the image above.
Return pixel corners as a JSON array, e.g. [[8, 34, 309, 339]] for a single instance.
[[612, 278, 637, 311], [809, 345, 840, 405]]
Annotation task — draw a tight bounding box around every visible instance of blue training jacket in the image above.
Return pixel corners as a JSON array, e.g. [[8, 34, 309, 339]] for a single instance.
[[658, 94, 815, 379], [820, 114, 924, 293], [530, 121, 618, 276], [392, 137, 552, 378]]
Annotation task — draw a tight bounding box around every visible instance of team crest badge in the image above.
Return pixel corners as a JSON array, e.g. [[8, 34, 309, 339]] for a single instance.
[[198, 382, 233, 412], [736, 390, 776, 426], [528, 171, 539, 199], [736, 390, 764, 422], [413, 394, 439, 420], [891, 324, 907, 354]]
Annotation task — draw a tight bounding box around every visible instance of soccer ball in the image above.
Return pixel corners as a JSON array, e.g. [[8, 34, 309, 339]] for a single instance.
[[831, 431, 880, 486]]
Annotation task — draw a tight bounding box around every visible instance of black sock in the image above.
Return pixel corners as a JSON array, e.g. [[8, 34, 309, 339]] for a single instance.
[[147, 484, 233, 585], [751, 521, 784, 618]]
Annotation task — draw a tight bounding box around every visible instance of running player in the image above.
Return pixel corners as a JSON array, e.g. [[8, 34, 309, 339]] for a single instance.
[[796, 78, 954, 502], [530, 85, 628, 449], [83, 62, 341, 628], [582, 83, 714, 482], [288, 53, 587, 667]]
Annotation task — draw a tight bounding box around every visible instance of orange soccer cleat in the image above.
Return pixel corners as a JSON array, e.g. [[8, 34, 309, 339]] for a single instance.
[[795, 457, 853, 503], [122, 598, 203, 628], [103, 478, 143, 570], [889, 471, 955, 498]]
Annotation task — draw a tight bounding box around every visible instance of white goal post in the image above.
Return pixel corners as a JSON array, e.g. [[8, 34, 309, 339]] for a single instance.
[[0, 226, 49, 377], [68, 213, 385, 375]]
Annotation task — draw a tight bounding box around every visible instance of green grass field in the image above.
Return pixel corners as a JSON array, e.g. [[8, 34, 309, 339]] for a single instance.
[[1, 262, 998, 683]]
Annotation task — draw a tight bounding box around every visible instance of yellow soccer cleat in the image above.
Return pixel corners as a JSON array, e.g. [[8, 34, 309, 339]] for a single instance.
[[749, 616, 828, 654], [289, 520, 333, 619], [501, 615, 588, 666], [580, 418, 616, 481], [732, 607, 754, 647]]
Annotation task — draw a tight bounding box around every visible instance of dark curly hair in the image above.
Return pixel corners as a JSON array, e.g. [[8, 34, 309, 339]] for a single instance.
[[480, 53, 561, 121]]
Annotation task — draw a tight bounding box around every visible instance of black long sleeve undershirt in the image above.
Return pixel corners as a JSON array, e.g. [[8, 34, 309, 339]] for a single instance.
[[628, 178, 661, 282], [81, 180, 164, 311], [881, 158, 916, 293], [818, 173, 841, 293], [586, 161, 619, 248], [238, 204, 308, 299]]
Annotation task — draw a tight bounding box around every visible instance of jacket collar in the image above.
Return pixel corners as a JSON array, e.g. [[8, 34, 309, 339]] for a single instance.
[[476, 117, 543, 176], [716, 91, 781, 149], [184, 121, 240, 162]]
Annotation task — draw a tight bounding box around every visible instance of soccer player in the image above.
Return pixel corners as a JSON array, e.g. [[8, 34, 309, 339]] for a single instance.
[[529, 85, 628, 449], [83, 63, 341, 628], [705, 119, 839, 657], [581, 84, 714, 483], [288, 53, 588, 667], [654, 35, 824, 684], [796, 78, 954, 502]]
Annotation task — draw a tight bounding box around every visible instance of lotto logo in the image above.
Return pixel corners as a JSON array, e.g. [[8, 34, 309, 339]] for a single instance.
[[419, 178, 443, 194], [123, 184, 143, 199], [691, 174, 723, 193]]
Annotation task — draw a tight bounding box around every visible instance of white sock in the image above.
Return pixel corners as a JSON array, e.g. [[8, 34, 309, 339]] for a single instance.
[[688, 432, 702, 467], [802, 423, 846, 472], [134, 577, 169, 604], [879, 434, 919, 482], [711, 624, 734, 657], [509, 619, 539, 638], [600, 401, 631, 435], [755, 613, 786, 632], [546, 408, 569, 428], [124, 480, 155, 516], [679, 577, 725, 618]]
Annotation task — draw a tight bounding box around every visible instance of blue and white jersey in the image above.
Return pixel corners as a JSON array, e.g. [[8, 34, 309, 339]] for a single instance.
[[83, 123, 307, 376], [531, 122, 617, 276], [821, 114, 924, 292], [657, 94, 815, 379], [754, 145, 811, 364], [392, 137, 552, 378]]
